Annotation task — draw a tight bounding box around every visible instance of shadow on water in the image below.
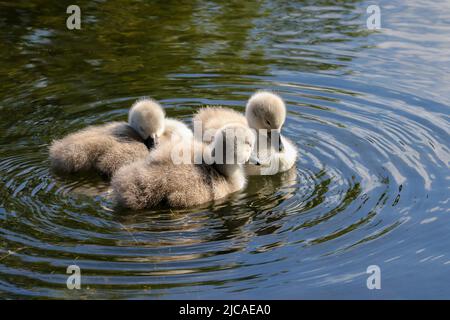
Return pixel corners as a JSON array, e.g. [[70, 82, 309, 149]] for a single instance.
[[0, 0, 449, 298]]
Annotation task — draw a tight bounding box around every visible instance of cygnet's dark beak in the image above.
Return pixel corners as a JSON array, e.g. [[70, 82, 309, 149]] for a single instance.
[[278, 135, 285, 152], [144, 136, 157, 149], [249, 154, 261, 166]]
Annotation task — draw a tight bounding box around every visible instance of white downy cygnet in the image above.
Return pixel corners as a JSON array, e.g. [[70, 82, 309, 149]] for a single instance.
[[192, 91, 297, 175]]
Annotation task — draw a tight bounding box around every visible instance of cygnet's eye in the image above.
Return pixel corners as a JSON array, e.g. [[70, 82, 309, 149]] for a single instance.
[[265, 119, 271, 126]]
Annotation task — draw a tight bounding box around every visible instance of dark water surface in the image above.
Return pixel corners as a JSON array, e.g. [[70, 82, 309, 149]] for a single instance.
[[0, 0, 449, 299]]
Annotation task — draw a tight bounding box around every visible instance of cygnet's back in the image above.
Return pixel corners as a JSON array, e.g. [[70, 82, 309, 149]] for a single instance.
[[193, 107, 247, 144], [161, 119, 193, 145], [49, 121, 149, 177]]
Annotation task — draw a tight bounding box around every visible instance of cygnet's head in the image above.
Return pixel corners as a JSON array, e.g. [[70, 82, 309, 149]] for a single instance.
[[128, 98, 165, 148], [210, 124, 260, 166], [245, 91, 286, 151]]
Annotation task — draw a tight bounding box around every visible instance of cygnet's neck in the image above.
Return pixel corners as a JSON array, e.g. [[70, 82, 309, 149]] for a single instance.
[[128, 121, 146, 141], [212, 163, 246, 191], [125, 122, 143, 141], [213, 163, 243, 179], [254, 131, 280, 155]]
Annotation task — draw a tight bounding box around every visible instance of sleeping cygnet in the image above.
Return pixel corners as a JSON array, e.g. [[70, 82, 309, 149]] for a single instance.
[[192, 91, 297, 175], [49, 98, 192, 177], [111, 124, 259, 209]]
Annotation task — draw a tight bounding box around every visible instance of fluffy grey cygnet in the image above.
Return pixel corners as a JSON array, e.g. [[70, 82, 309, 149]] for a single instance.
[[111, 124, 258, 209], [49, 98, 192, 177]]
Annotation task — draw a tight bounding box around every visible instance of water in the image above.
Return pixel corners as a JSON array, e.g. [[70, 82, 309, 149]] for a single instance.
[[0, 0, 449, 299]]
